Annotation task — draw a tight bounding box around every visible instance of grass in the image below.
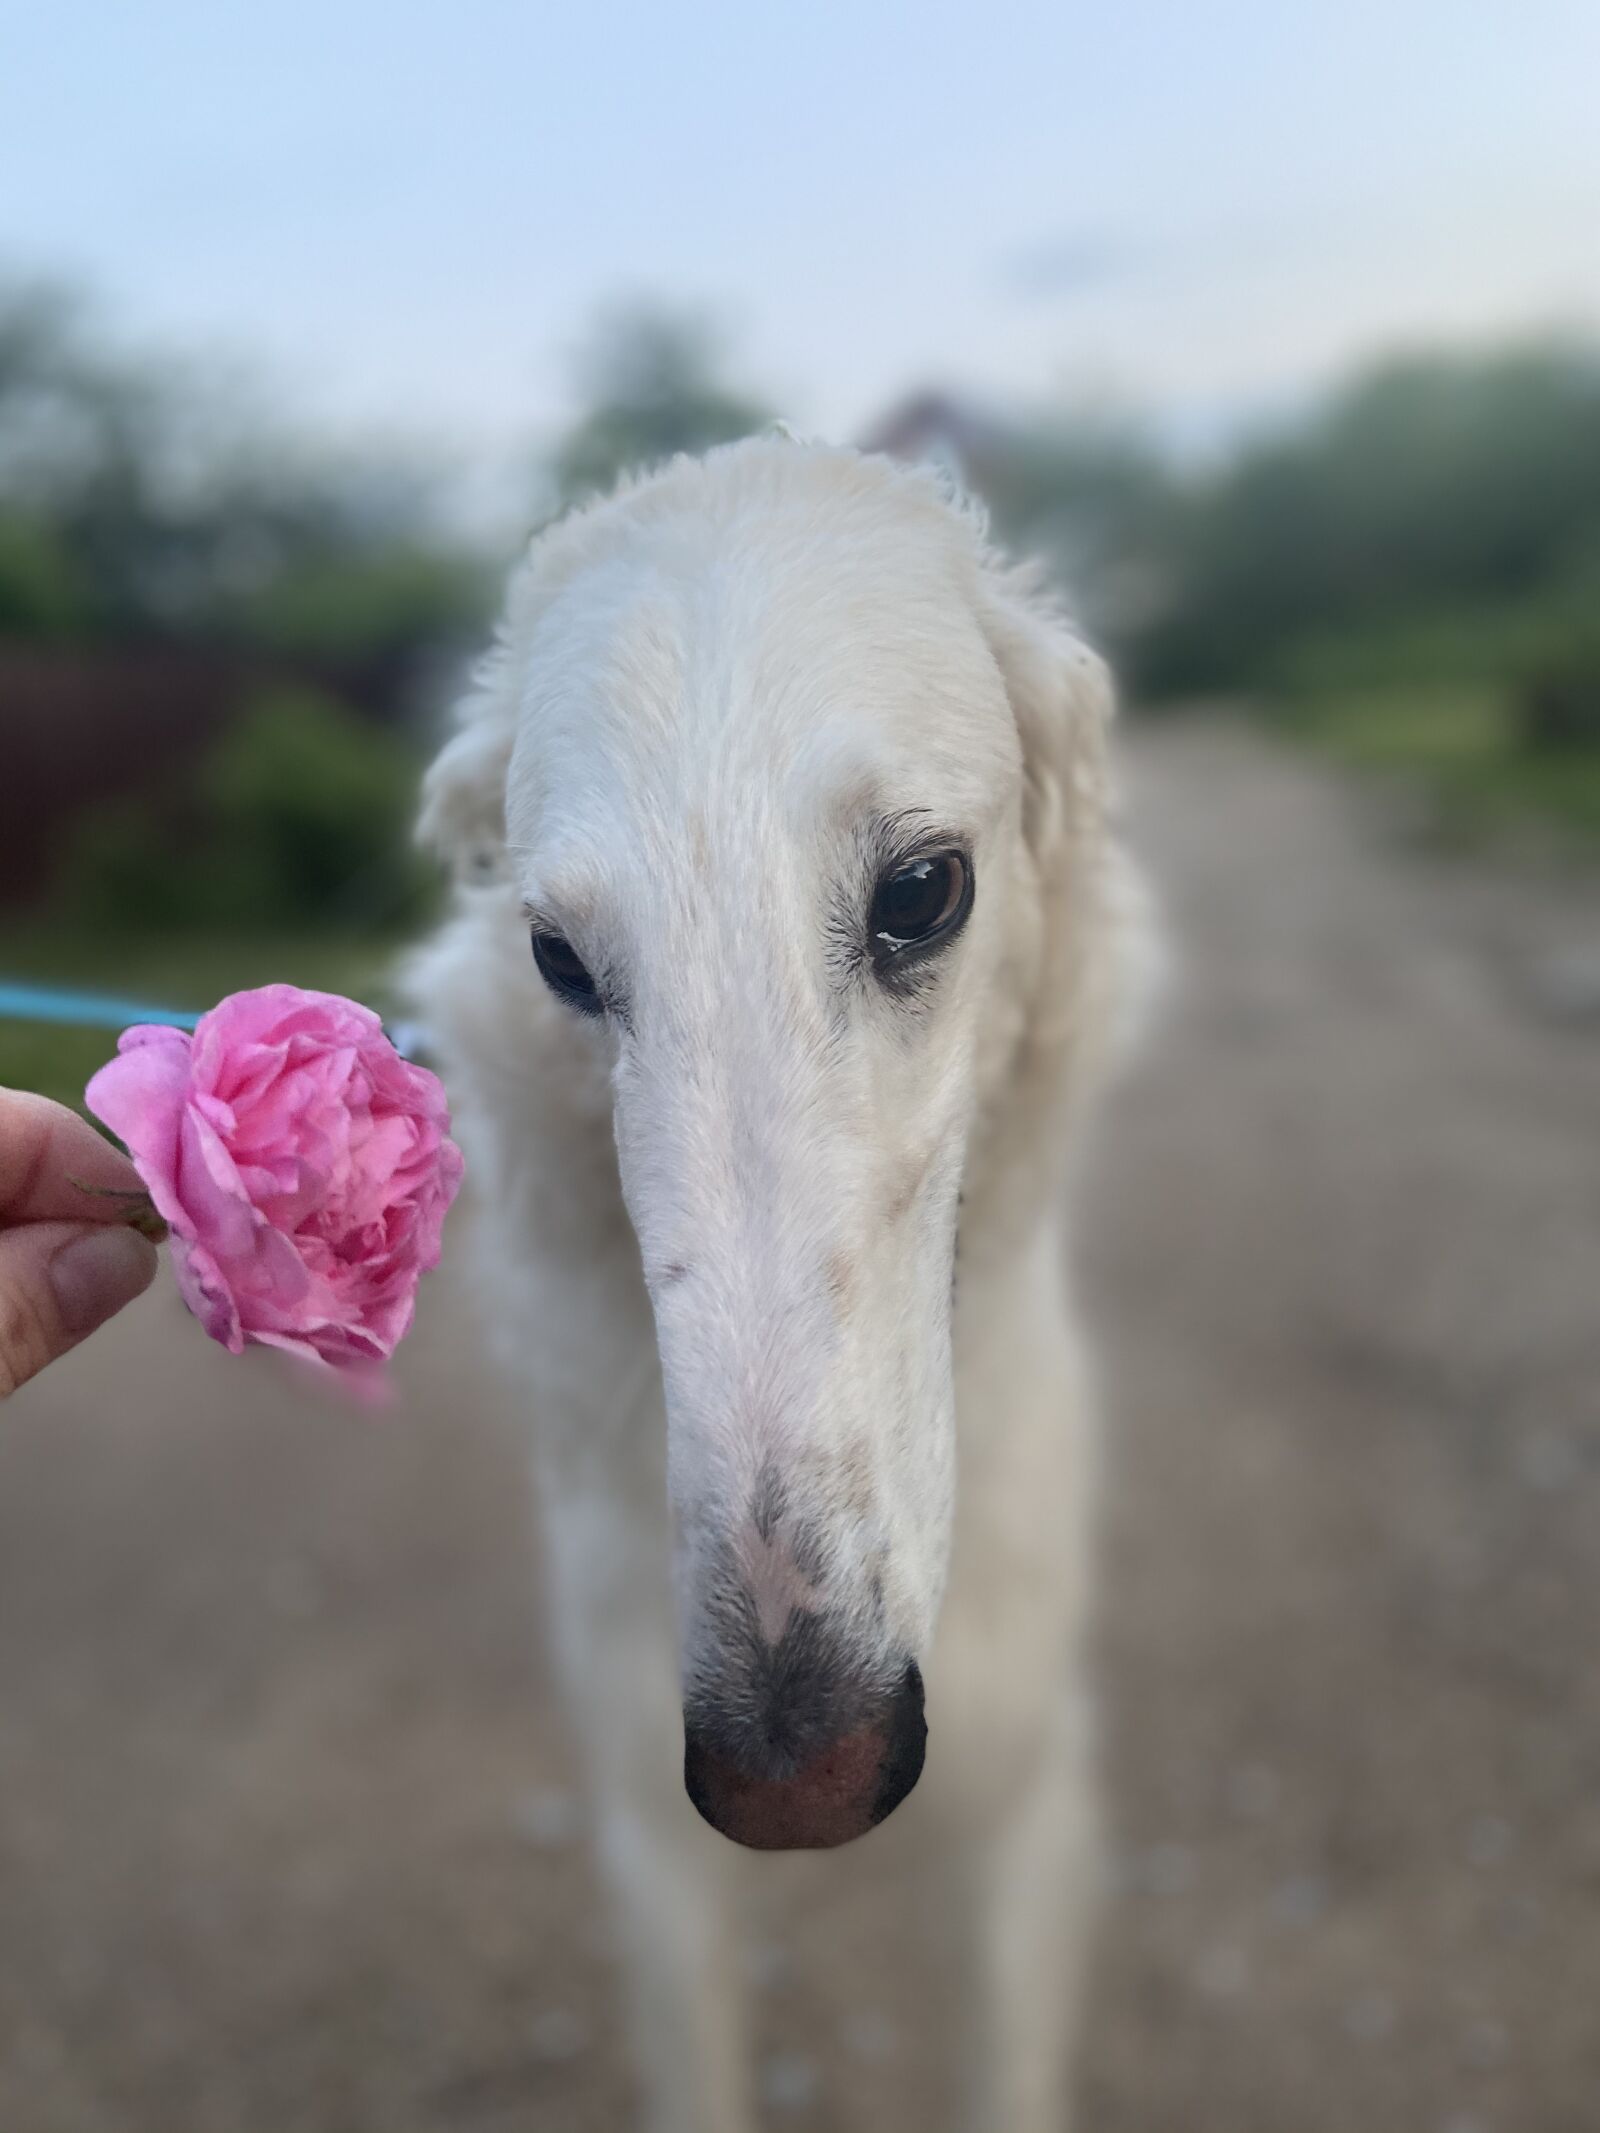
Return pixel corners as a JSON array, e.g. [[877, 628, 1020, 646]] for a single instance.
[[1268, 685, 1600, 850], [0, 923, 410, 1114]]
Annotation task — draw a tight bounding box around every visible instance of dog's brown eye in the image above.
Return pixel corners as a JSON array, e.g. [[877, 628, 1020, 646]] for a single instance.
[[869, 850, 972, 973], [532, 929, 602, 1015]]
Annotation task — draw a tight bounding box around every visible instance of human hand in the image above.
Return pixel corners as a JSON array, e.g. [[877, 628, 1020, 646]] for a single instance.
[[0, 1088, 159, 1399]]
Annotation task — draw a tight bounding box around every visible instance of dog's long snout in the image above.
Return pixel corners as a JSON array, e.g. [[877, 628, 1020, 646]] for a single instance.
[[684, 1658, 926, 1850]]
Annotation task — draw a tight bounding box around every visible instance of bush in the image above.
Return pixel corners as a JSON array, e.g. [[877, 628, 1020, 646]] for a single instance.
[[1265, 546, 1600, 752], [0, 512, 87, 637], [1513, 649, 1600, 752], [1508, 577, 1600, 752], [56, 685, 436, 933], [224, 545, 489, 667]]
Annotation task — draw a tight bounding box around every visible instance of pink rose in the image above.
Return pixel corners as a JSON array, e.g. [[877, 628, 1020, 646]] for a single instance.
[[86, 985, 464, 1396]]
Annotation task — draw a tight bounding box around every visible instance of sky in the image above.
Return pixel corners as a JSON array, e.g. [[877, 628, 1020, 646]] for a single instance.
[[3, 0, 1598, 510]]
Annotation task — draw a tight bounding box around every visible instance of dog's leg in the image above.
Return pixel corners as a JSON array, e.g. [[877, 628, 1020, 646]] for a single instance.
[[961, 1693, 1100, 2133], [938, 1253, 1102, 2133], [594, 1779, 751, 2133], [533, 1453, 754, 2133]]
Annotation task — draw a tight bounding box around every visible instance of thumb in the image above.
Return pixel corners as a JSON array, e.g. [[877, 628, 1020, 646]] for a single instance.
[[0, 1219, 158, 1400]]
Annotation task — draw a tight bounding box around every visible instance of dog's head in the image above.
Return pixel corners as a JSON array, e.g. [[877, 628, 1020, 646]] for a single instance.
[[420, 441, 1147, 1848]]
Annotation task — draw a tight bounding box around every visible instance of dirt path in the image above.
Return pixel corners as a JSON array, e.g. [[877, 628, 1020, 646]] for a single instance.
[[3, 725, 1597, 2133]]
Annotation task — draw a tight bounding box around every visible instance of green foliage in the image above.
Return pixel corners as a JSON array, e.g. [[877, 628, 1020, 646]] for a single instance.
[[1124, 339, 1600, 842], [56, 687, 437, 933], [1506, 559, 1600, 752], [222, 543, 490, 665], [1142, 340, 1600, 698], [1277, 685, 1600, 847], [201, 687, 433, 923], [0, 273, 487, 669], [0, 511, 87, 635]]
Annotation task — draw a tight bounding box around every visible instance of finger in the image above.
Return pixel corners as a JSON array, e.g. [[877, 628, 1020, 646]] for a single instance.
[[0, 1087, 148, 1224], [0, 1219, 159, 1399]]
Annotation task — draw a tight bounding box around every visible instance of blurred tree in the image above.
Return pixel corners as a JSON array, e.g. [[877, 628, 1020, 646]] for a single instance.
[[0, 274, 490, 675], [1141, 339, 1600, 695], [547, 304, 769, 510], [223, 546, 482, 664]]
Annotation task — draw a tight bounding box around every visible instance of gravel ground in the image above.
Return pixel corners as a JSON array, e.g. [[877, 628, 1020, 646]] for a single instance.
[[2, 724, 1597, 2133]]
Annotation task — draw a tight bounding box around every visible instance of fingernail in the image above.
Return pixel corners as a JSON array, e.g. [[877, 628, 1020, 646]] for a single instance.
[[50, 1226, 159, 1334]]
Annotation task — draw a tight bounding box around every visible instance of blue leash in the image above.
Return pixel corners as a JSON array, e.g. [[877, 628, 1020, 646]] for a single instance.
[[0, 981, 202, 1034], [0, 981, 428, 1061]]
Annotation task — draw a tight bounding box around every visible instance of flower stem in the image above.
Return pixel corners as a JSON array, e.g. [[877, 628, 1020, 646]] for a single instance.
[[67, 1177, 169, 1243]]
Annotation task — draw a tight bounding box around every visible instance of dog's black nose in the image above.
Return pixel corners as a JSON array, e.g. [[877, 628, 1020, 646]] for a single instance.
[[684, 1661, 926, 1850]]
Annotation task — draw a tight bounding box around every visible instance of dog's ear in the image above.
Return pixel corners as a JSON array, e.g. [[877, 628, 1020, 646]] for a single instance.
[[978, 566, 1114, 876], [416, 647, 517, 886], [978, 568, 1162, 1122]]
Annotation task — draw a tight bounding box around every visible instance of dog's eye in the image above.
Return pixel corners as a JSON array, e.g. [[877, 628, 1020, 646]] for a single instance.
[[531, 929, 602, 1015], [869, 850, 972, 975]]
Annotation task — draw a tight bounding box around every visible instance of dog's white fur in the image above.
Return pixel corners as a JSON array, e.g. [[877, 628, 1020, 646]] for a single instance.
[[409, 439, 1152, 2131]]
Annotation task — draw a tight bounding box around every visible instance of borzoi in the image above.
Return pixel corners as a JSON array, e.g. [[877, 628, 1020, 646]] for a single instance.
[[409, 437, 1152, 2131]]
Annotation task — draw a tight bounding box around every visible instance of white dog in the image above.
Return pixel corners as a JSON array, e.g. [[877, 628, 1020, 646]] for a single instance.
[[409, 438, 1152, 2132]]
